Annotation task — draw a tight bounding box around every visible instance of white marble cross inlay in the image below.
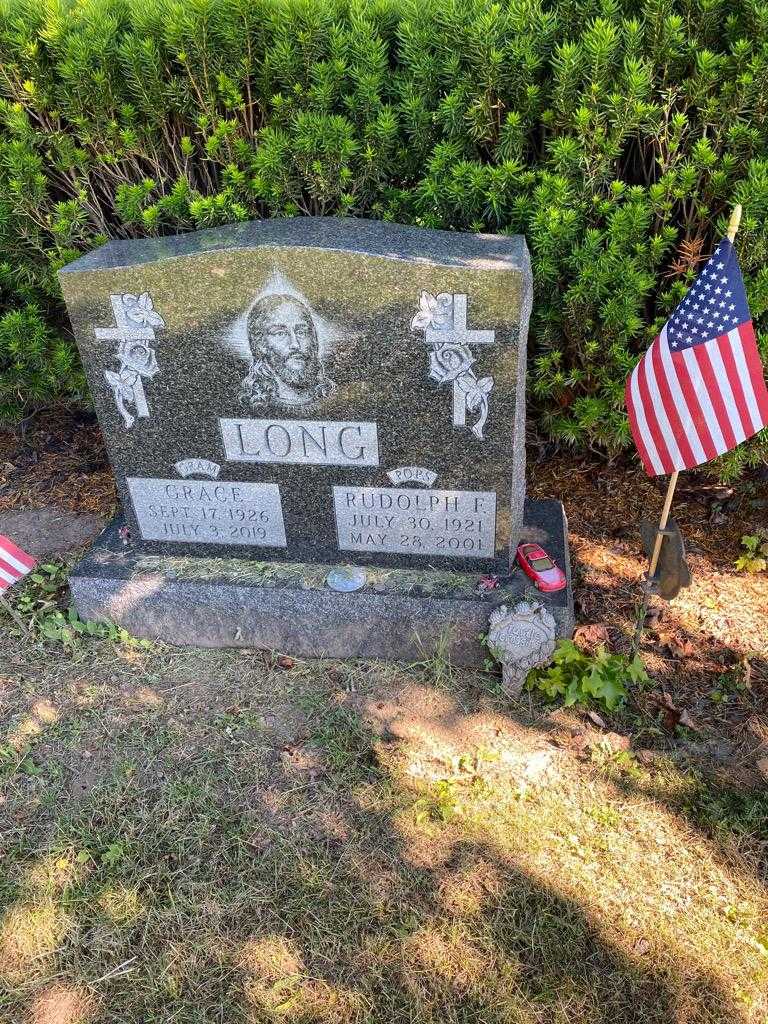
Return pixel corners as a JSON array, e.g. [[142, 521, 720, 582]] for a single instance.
[[423, 294, 495, 348], [419, 294, 495, 434]]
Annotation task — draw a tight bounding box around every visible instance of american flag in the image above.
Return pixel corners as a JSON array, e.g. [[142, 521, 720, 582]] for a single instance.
[[626, 237, 768, 476], [0, 534, 36, 593]]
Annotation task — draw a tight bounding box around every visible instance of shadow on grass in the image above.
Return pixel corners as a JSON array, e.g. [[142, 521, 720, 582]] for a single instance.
[[0, 649, 764, 1024]]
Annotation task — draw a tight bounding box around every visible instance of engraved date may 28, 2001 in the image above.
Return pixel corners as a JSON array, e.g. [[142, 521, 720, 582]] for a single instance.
[[333, 486, 496, 558]]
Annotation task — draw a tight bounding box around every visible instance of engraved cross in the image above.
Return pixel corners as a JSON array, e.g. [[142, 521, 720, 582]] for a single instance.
[[424, 294, 495, 428], [95, 295, 155, 418]]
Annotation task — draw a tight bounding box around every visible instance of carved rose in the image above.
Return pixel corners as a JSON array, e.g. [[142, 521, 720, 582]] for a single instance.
[[118, 339, 159, 377], [429, 342, 475, 384]]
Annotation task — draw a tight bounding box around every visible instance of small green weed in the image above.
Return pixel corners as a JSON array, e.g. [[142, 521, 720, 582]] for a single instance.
[[587, 804, 622, 828], [13, 560, 69, 617], [7, 559, 148, 649], [709, 669, 750, 705], [414, 780, 464, 825], [592, 747, 643, 780], [310, 706, 380, 781], [735, 532, 768, 573], [413, 776, 493, 827], [526, 640, 649, 712], [36, 607, 147, 649], [215, 708, 265, 734], [0, 742, 40, 782], [101, 842, 127, 868], [7, 558, 149, 649], [681, 773, 768, 838]]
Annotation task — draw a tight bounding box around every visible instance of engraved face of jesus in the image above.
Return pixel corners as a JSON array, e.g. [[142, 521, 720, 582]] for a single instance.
[[247, 294, 321, 394]]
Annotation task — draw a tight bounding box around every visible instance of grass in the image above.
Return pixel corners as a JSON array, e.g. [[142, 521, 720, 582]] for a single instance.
[[0, 619, 767, 1024]]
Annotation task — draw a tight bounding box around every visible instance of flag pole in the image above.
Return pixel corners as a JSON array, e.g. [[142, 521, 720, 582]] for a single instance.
[[634, 203, 743, 648]]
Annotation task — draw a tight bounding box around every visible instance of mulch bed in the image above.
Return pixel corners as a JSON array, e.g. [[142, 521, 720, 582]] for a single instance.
[[0, 410, 116, 518]]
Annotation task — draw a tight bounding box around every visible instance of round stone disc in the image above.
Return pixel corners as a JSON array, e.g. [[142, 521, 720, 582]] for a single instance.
[[325, 566, 368, 592]]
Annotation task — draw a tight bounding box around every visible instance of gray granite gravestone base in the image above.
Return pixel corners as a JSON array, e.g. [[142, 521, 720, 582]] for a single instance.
[[60, 216, 573, 662], [71, 499, 572, 664]]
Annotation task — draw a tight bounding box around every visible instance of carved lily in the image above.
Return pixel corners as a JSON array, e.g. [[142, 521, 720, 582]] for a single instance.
[[455, 371, 494, 439], [123, 292, 166, 329], [410, 291, 453, 332]]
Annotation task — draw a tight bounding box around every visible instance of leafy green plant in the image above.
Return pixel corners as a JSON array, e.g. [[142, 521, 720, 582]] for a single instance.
[[591, 746, 644, 779], [6, 558, 147, 648], [587, 804, 622, 829], [34, 606, 143, 649], [0, 741, 39, 781], [527, 639, 649, 712], [414, 780, 464, 825], [101, 842, 127, 868], [709, 667, 750, 704], [735, 532, 768, 573], [0, 0, 766, 475], [12, 560, 69, 618]]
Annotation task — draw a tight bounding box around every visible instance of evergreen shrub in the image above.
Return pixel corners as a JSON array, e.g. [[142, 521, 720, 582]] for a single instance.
[[1, 0, 768, 476]]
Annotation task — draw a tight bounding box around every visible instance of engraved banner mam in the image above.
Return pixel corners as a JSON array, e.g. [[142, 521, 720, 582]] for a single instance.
[[334, 486, 496, 559]]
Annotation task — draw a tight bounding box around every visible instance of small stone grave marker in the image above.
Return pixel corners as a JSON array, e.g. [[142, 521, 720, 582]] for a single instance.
[[60, 218, 572, 660]]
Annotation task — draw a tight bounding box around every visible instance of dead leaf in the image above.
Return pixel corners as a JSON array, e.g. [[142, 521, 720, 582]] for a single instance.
[[665, 236, 707, 278], [280, 743, 323, 777], [677, 709, 700, 731], [276, 655, 295, 670], [573, 624, 610, 649], [677, 483, 734, 504], [643, 606, 664, 630], [636, 749, 661, 767], [756, 757, 768, 785], [744, 716, 768, 749], [742, 656, 752, 689], [245, 833, 273, 854], [659, 634, 696, 659], [587, 710, 607, 730], [568, 730, 592, 755], [649, 691, 699, 732]]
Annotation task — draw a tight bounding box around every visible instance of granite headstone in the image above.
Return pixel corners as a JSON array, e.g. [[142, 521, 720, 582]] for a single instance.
[[60, 217, 573, 660]]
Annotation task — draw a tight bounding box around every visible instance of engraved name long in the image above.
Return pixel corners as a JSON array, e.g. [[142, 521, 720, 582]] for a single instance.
[[220, 418, 379, 467]]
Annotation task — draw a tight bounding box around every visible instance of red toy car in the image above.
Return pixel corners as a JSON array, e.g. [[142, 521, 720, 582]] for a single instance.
[[516, 542, 567, 592]]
